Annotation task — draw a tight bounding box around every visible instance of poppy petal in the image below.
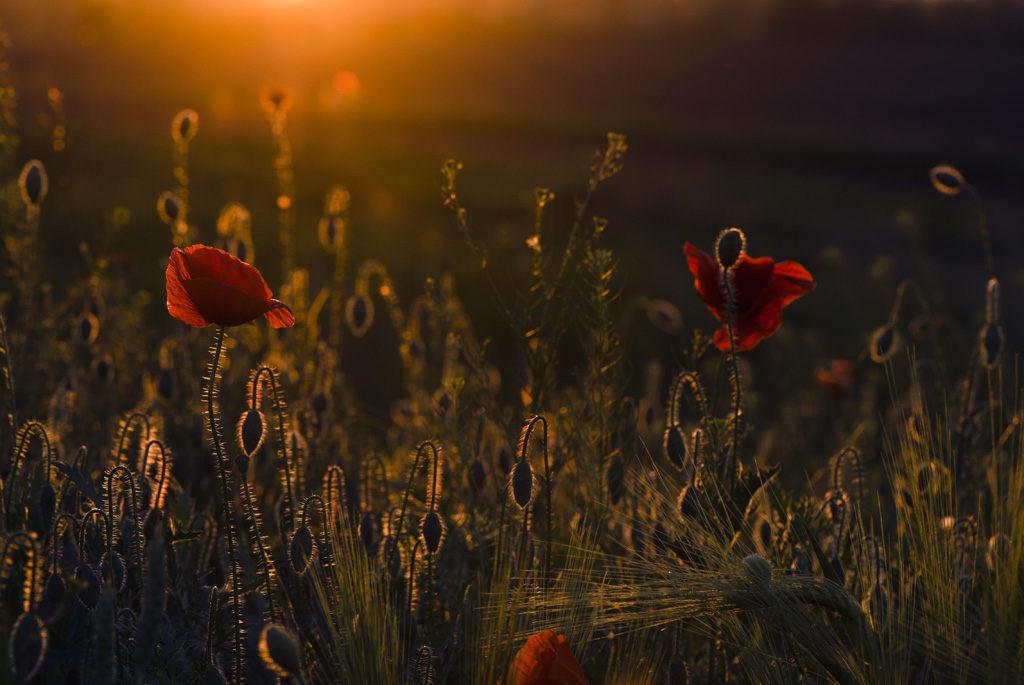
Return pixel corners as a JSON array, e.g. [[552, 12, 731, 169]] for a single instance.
[[730, 254, 775, 314], [264, 300, 296, 328], [167, 248, 212, 327], [511, 631, 589, 685], [684, 243, 726, 322], [179, 245, 274, 302], [183, 279, 276, 327]]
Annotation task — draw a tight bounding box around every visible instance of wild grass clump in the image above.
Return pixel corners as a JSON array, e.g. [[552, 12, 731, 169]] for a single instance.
[[0, 21, 1021, 683]]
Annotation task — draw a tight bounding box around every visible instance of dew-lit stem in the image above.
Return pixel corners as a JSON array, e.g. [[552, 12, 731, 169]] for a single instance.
[[206, 326, 243, 685]]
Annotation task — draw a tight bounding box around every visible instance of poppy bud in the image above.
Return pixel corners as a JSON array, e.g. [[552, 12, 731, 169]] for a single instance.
[[259, 624, 303, 678], [100, 551, 126, 592], [345, 293, 374, 337], [466, 459, 486, 494], [75, 564, 101, 609], [510, 460, 534, 509], [311, 392, 329, 416], [663, 425, 687, 471], [420, 510, 445, 555], [9, 613, 47, 683], [78, 313, 99, 346], [157, 191, 181, 224], [19, 160, 48, 206], [238, 410, 265, 457], [987, 533, 1010, 573], [605, 454, 625, 505], [742, 553, 773, 584], [677, 484, 704, 521], [156, 369, 176, 401], [498, 445, 513, 476], [979, 323, 1002, 369], [235, 454, 250, 476], [869, 325, 899, 363], [929, 164, 964, 196], [172, 109, 198, 144], [289, 526, 316, 575], [715, 228, 746, 269]]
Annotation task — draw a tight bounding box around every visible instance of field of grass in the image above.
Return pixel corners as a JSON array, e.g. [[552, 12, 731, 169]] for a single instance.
[[1, 1, 1024, 683]]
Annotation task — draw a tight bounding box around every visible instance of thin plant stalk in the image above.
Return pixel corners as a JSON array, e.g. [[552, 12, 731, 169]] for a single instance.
[[205, 326, 244, 684]]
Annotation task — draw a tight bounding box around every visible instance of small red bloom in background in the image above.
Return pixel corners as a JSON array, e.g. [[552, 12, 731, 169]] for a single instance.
[[509, 631, 589, 685], [166, 245, 295, 328], [684, 236, 815, 351], [814, 358, 856, 398]]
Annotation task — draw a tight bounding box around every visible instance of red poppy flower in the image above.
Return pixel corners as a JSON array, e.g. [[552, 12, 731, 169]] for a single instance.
[[166, 245, 295, 328], [684, 241, 815, 351], [509, 631, 589, 685]]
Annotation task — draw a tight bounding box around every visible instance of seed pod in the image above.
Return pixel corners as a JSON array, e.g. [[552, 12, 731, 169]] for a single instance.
[[259, 624, 304, 678], [715, 228, 746, 269], [289, 526, 316, 575], [742, 554, 773, 585], [663, 426, 687, 471], [605, 454, 625, 506], [19, 160, 48, 206], [238, 410, 266, 458], [869, 326, 899, 363], [510, 461, 534, 509], [345, 293, 374, 337], [420, 511, 445, 555], [9, 612, 46, 682]]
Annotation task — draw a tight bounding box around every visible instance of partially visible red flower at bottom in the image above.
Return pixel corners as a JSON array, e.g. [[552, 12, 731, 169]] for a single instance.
[[509, 631, 589, 685]]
